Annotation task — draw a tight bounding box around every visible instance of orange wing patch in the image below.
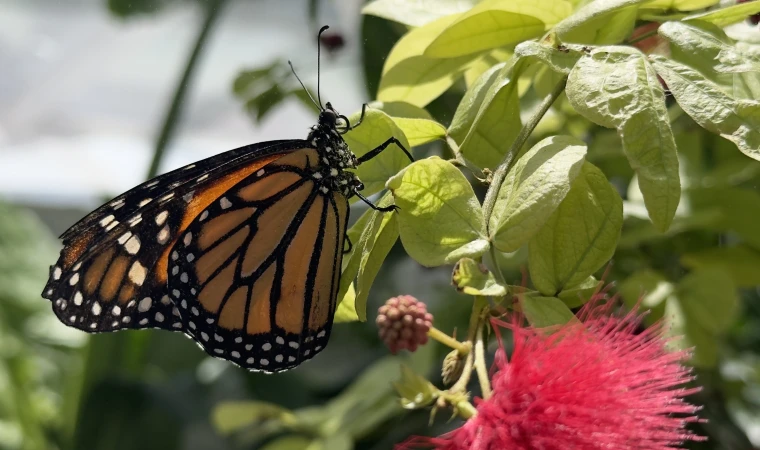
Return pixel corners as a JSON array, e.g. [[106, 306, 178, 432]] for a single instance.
[[155, 153, 285, 283]]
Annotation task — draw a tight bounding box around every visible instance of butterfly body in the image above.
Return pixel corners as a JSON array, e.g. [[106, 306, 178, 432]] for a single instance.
[[42, 106, 367, 372]]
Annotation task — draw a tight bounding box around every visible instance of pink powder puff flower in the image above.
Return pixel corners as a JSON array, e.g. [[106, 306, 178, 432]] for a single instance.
[[400, 298, 705, 450]]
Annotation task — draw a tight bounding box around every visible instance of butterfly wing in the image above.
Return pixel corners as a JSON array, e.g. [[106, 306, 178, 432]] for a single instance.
[[167, 148, 349, 373], [42, 140, 305, 333]]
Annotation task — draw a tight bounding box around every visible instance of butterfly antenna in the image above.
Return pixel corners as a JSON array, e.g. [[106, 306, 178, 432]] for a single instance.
[[317, 25, 329, 109], [287, 60, 320, 110]]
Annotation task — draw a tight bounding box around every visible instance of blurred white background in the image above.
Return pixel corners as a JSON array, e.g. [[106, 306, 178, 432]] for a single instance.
[[0, 0, 366, 212]]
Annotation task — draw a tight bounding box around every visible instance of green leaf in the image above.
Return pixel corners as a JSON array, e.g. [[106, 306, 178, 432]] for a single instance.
[[643, 0, 718, 11], [664, 296, 718, 367], [677, 268, 738, 333], [619, 269, 673, 310], [355, 211, 399, 321], [555, 0, 652, 45], [362, 0, 476, 26], [684, 1, 760, 27], [514, 39, 583, 75], [343, 108, 412, 197], [557, 276, 600, 308], [260, 437, 315, 450], [369, 101, 434, 120], [389, 117, 447, 146], [424, 0, 572, 58], [212, 401, 296, 434], [658, 21, 760, 99], [490, 135, 587, 252], [393, 365, 439, 409], [464, 48, 514, 86], [519, 294, 577, 327], [387, 157, 489, 267], [449, 57, 529, 170], [687, 186, 760, 249], [567, 47, 680, 231], [651, 55, 760, 163], [334, 283, 357, 323], [379, 14, 477, 107], [335, 193, 398, 322], [528, 162, 623, 295], [451, 258, 508, 296], [681, 246, 760, 287], [232, 63, 278, 95]]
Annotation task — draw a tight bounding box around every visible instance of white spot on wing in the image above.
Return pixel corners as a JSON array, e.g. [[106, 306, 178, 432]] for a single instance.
[[117, 231, 132, 244], [125, 235, 141, 255], [139, 198, 152, 207], [183, 233, 192, 246], [138, 297, 152, 312], [199, 210, 209, 221], [219, 197, 232, 209], [155, 211, 169, 226], [155, 312, 164, 322], [92, 302, 102, 315], [73, 291, 83, 305], [53, 266, 62, 280], [157, 226, 170, 244], [100, 215, 115, 227], [69, 273, 80, 286], [129, 262, 147, 286]]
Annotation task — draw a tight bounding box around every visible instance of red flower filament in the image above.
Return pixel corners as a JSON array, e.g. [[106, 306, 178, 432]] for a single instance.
[[402, 301, 704, 450]]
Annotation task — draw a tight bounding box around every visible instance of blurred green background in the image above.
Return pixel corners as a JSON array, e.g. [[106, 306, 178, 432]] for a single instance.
[[1, 0, 759, 449]]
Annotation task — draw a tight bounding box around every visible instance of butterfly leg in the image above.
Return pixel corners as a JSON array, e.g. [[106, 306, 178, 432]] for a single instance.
[[357, 137, 414, 164], [343, 235, 353, 254], [354, 191, 398, 213], [339, 103, 368, 133]]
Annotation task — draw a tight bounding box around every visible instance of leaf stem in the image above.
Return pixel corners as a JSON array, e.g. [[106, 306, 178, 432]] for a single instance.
[[481, 76, 568, 228], [474, 318, 492, 399], [450, 297, 488, 394], [145, 0, 229, 179], [428, 326, 470, 355]]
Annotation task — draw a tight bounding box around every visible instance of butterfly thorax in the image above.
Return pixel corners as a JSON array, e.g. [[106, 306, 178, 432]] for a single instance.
[[306, 109, 361, 198]]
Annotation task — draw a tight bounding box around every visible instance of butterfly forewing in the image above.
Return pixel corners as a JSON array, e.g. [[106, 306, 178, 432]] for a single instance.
[[168, 148, 350, 373], [42, 141, 303, 334]]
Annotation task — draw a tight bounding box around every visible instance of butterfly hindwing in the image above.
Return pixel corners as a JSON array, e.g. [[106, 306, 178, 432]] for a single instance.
[[167, 148, 350, 373]]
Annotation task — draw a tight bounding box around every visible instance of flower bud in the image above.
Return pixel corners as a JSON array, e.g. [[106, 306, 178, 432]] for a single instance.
[[377, 295, 433, 354]]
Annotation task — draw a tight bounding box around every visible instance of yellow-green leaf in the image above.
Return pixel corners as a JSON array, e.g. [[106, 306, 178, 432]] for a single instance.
[[344, 109, 412, 196], [556, 0, 652, 45], [450, 57, 530, 170], [387, 157, 489, 267], [489, 135, 587, 252], [362, 0, 476, 26], [528, 162, 623, 295], [643, 0, 718, 12], [452, 257, 508, 296], [651, 55, 760, 162], [519, 294, 577, 327], [390, 117, 447, 146], [658, 21, 760, 100], [567, 47, 680, 231], [684, 1, 760, 27], [514, 39, 583, 74], [425, 0, 572, 58], [379, 13, 477, 107], [334, 283, 358, 323]]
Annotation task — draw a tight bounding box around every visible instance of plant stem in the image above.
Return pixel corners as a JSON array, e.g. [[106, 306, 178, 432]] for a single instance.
[[474, 318, 492, 399], [145, 0, 229, 179], [450, 297, 488, 394], [481, 76, 568, 227], [428, 326, 470, 355]]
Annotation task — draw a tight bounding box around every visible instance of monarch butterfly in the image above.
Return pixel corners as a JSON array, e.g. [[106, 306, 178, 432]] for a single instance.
[[40, 26, 412, 373]]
